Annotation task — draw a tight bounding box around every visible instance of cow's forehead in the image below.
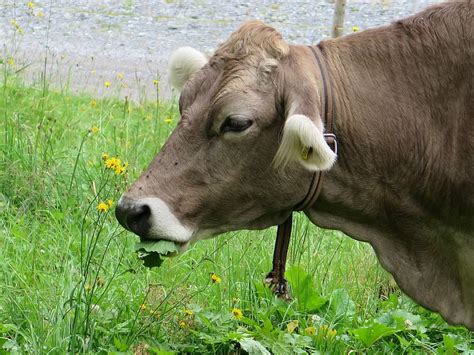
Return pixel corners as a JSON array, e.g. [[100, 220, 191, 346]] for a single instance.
[[179, 56, 260, 114]]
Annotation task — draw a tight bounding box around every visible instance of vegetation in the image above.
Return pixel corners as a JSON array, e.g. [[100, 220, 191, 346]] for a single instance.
[[1, 8, 473, 353]]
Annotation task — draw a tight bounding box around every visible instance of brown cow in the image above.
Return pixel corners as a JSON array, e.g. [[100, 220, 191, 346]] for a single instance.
[[116, 1, 474, 329]]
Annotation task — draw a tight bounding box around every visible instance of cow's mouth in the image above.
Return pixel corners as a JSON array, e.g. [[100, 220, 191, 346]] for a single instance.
[[137, 237, 188, 254]]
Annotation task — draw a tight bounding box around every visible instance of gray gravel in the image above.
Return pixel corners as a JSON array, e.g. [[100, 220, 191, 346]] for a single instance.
[[1, 0, 441, 101]]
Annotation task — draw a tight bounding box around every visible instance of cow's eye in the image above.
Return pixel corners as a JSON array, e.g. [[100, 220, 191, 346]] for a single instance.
[[220, 116, 253, 133]]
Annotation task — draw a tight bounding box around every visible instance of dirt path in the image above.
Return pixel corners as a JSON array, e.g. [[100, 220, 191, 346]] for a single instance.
[[1, 0, 440, 102]]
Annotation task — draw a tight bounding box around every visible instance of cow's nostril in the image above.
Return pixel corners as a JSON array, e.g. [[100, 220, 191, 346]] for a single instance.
[[115, 198, 151, 238], [126, 204, 151, 236]]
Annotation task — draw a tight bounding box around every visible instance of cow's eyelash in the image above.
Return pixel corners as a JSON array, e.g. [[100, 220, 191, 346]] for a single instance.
[[220, 116, 253, 133]]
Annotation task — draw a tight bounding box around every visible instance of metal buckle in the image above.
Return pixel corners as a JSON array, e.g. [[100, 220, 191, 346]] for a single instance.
[[324, 133, 338, 155]]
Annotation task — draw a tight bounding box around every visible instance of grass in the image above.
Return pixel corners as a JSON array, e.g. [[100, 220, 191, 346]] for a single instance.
[[1, 47, 473, 355]]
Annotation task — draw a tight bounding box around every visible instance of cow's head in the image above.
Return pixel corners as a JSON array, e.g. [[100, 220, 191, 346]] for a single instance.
[[116, 21, 336, 250]]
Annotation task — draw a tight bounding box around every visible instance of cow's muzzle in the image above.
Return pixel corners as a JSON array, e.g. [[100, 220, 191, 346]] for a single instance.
[[115, 195, 194, 243], [115, 196, 151, 238]]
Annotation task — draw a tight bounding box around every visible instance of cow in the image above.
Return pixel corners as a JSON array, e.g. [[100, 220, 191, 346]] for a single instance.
[[116, 1, 473, 330]]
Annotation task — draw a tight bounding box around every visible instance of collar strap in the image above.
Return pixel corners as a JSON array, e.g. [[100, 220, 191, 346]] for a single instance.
[[294, 45, 337, 212]]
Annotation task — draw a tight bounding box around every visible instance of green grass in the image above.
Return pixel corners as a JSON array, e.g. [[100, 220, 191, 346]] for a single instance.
[[0, 61, 473, 354]]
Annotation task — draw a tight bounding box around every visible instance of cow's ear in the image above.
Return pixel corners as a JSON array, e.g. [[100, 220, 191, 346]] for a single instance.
[[168, 47, 207, 91], [273, 48, 337, 171], [273, 113, 336, 171]]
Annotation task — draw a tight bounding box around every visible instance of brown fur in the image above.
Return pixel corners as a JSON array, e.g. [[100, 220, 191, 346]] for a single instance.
[[120, 1, 473, 329]]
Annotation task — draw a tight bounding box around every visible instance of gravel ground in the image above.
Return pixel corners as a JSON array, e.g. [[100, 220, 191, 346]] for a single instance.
[[1, 0, 441, 101]]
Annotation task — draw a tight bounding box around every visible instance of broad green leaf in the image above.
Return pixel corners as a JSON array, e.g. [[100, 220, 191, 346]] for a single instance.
[[327, 289, 356, 326], [134, 240, 179, 255], [286, 266, 327, 312], [239, 338, 271, 355], [134, 241, 179, 269], [351, 323, 399, 347], [0, 324, 17, 334]]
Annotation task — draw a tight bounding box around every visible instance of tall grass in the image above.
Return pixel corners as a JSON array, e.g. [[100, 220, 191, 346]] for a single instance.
[[1, 29, 473, 355]]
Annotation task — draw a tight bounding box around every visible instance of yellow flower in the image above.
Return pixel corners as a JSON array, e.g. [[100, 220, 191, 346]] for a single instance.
[[90, 100, 97, 108], [140, 304, 147, 312], [10, 19, 23, 33], [27, 2, 35, 9], [105, 157, 121, 170], [232, 297, 240, 304], [287, 320, 299, 334], [149, 309, 160, 318], [318, 325, 337, 338], [183, 309, 193, 316], [116, 72, 124, 80], [96, 276, 105, 287], [101, 153, 109, 161], [36, 10, 43, 17], [104, 81, 111, 88], [84, 283, 92, 292], [179, 320, 187, 328], [164, 117, 173, 124], [352, 26, 360, 32], [210, 272, 221, 284], [97, 202, 109, 213], [106, 199, 113, 208], [305, 326, 316, 336], [90, 125, 100, 134], [153, 79, 159, 86], [7, 57, 15, 66], [231, 308, 243, 320], [114, 164, 125, 175]]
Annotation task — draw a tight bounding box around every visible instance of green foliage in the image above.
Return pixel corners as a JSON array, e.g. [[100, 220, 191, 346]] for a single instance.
[[0, 60, 473, 353], [135, 240, 180, 268]]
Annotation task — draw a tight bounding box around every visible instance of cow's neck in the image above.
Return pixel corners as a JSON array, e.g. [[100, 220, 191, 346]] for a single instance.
[[305, 3, 474, 329]]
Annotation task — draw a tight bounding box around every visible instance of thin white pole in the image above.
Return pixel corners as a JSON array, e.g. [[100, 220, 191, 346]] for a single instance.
[[332, 0, 347, 38]]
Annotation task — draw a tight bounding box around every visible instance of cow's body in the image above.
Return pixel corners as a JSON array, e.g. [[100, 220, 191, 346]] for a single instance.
[[117, 1, 474, 329], [307, 3, 473, 327]]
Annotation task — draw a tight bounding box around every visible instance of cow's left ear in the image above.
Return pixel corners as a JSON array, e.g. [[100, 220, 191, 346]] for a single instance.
[[274, 113, 336, 171], [273, 54, 337, 171], [168, 47, 208, 91]]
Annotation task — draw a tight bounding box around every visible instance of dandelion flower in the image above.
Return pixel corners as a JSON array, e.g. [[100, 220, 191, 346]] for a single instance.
[[90, 100, 97, 108], [183, 309, 193, 316], [101, 153, 109, 161], [85, 283, 92, 292], [287, 320, 299, 334], [231, 308, 243, 320], [179, 320, 187, 328], [116, 72, 124, 80], [10, 19, 23, 33], [106, 199, 113, 208], [140, 304, 147, 312], [352, 26, 360, 32], [27, 2, 35, 9], [96, 276, 105, 287], [153, 79, 159, 86], [305, 326, 316, 336], [114, 164, 125, 175], [105, 157, 121, 170], [104, 81, 111, 88], [327, 329, 337, 338], [97, 202, 109, 213], [90, 125, 100, 134], [36, 10, 43, 17], [7, 57, 15, 66], [210, 272, 221, 284], [164, 117, 173, 124], [149, 309, 160, 319]]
